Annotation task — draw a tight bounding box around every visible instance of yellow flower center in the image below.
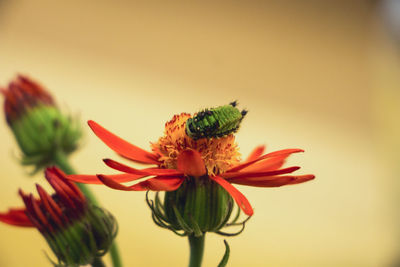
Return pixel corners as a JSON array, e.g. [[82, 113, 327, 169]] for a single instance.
[[151, 113, 241, 176]]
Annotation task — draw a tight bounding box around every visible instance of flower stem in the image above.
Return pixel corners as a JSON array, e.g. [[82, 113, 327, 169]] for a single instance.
[[110, 242, 122, 267], [92, 257, 106, 267], [188, 234, 205, 267], [53, 151, 123, 267]]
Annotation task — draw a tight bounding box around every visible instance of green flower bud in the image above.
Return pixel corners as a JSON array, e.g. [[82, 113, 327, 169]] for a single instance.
[[1, 75, 81, 173], [44, 206, 117, 267], [147, 175, 248, 237], [0, 167, 118, 266]]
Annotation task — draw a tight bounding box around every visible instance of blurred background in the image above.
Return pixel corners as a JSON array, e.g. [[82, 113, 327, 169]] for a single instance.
[[0, 0, 399, 266]]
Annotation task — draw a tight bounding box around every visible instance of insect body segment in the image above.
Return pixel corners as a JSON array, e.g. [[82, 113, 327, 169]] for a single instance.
[[185, 102, 247, 140]]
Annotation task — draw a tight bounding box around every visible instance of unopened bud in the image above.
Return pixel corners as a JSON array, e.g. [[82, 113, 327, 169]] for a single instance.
[[1, 75, 81, 173]]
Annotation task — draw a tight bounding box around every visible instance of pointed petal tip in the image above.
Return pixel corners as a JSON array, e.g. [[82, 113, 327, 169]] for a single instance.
[[44, 167, 51, 177], [35, 184, 44, 192], [301, 174, 316, 182], [286, 149, 304, 154], [87, 120, 99, 132], [18, 188, 26, 198], [298, 174, 315, 181], [245, 145, 266, 162], [288, 174, 315, 185], [256, 144, 266, 150], [44, 166, 58, 181], [247, 209, 254, 216], [103, 158, 112, 164]]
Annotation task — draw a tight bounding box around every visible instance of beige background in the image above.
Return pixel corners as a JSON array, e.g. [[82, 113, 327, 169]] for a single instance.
[[0, 1, 399, 266]]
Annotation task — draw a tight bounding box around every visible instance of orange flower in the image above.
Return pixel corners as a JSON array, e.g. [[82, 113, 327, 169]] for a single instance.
[[66, 113, 314, 216]]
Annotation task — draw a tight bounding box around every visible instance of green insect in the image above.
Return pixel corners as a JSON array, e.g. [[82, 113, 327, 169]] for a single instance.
[[185, 101, 247, 140]]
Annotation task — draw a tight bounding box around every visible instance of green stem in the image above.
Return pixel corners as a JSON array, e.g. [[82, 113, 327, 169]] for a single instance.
[[53, 151, 122, 267], [188, 234, 205, 267], [92, 257, 106, 267], [110, 242, 122, 267]]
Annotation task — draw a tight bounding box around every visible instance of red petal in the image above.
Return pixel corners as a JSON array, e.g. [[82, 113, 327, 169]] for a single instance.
[[103, 159, 182, 177], [96, 174, 138, 191], [210, 176, 254, 216], [230, 176, 295, 187], [245, 145, 266, 162], [0, 208, 33, 227], [88, 120, 159, 164], [97, 174, 184, 191], [288, 174, 315, 185], [45, 170, 76, 209], [51, 168, 85, 202], [36, 185, 63, 225], [18, 191, 44, 230], [241, 155, 287, 172], [18, 190, 35, 219], [230, 174, 315, 187], [222, 166, 300, 180], [97, 174, 131, 191], [177, 149, 207, 177], [129, 176, 184, 191], [31, 195, 49, 228], [47, 168, 85, 208], [66, 173, 147, 184], [229, 149, 304, 172]]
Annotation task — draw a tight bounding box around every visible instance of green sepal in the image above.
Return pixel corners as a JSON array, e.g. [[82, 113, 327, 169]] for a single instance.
[[217, 240, 230, 267], [149, 176, 241, 236], [172, 204, 193, 234], [87, 205, 118, 256]]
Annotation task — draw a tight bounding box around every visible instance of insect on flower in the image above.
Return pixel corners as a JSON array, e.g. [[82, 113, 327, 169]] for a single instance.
[[185, 101, 247, 140]]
